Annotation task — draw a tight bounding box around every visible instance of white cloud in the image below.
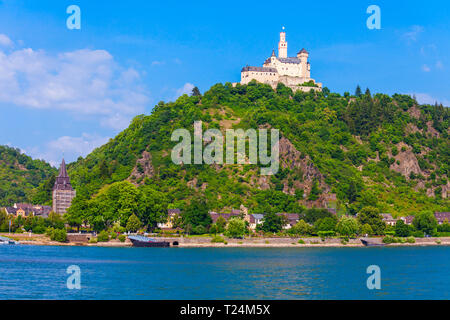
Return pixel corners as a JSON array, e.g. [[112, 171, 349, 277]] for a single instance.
[[421, 64, 431, 72], [436, 60, 444, 69], [151, 60, 165, 66], [403, 25, 424, 42], [0, 42, 150, 130], [411, 93, 450, 107], [0, 34, 13, 47], [30, 133, 110, 166], [174, 82, 195, 100]]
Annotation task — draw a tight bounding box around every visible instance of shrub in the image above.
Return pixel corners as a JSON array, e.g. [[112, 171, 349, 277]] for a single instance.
[[112, 224, 126, 234], [110, 232, 118, 240], [45, 227, 54, 237], [118, 234, 126, 242], [298, 239, 305, 244], [33, 225, 47, 234], [97, 230, 110, 242], [211, 235, 225, 243], [50, 229, 67, 242], [406, 236, 415, 243], [89, 238, 98, 244], [411, 230, 424, 238], [382, 235, 396, 244], [437, 232, 450, 237], [318, 230, 336, 239], [192, 225, 207, 235]]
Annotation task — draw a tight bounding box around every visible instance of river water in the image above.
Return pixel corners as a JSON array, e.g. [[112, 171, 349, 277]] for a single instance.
[[0, 245, 448, 299]]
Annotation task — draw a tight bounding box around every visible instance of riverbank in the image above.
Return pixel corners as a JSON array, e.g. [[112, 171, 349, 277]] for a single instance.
[[2, 233, 450, 248]]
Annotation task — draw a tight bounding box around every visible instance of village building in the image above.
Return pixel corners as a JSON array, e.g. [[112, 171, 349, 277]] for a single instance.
[[4, 203, 51, 218], [52, 158, 76, 215], [157, 209, 181, 229], [238, 28, 322, 92], [381, 213, 398, 226], [248, 214, 265, 230], [209, 210, 241, 224], [276, 213, 300, 229], [400, 216, 415, 225], [434, 212, 450, 225]]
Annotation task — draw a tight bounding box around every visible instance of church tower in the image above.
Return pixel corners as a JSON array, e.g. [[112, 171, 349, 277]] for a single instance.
[[278, 28, 288, 58], [52, 158, 76, 215]]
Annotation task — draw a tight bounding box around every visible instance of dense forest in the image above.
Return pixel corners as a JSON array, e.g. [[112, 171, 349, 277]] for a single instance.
[[2, 81, 449, 232], [0, 145, 56, 206], [61, 82, 449, 231]]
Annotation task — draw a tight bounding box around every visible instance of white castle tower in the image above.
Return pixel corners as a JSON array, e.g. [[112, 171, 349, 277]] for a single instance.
[[239, 28, 322, 92], [278, 27, 288, 58]]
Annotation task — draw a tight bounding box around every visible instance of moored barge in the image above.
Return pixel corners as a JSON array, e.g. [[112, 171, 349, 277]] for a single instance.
[[128, 235, 170, 247]]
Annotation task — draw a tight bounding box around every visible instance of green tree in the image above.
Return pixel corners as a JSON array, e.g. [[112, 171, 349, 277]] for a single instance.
[[48, 212, 65, 229], [32, 174, 56, 205], [225, 218, 246, 238], [126, 214, 142, 232], [290, 219, 314, 236], [139, 185, 168, 230], [308, 180, 321, 201], [209, 223, 219, 235], [394, 220, 411, 237], [182, 197, 212, 229], [336, 216, 359, 237], [314, 217, 337, 232], [360, 223, 373, 236], [261, 212, 284, 233], [215, 215, 226, 233], [302, 208, 333, 224], [355, 85, 362, 97], [357, 206, 386, 235], [50, 229, 67, 242], [191, 86, 201, 96], [412, 212, 438, 236], [65, 190, 90, 231]]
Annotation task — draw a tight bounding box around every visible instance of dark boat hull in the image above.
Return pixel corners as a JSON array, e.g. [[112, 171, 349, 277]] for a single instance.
[[129, 239, 170, 247], [360, 238, 386, 247]]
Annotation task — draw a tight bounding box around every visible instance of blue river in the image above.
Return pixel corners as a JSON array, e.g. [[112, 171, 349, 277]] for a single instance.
[[0, 245, 448, 299]]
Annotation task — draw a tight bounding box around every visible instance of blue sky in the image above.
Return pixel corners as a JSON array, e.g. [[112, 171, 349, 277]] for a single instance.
[[0, 0, 449, 166]]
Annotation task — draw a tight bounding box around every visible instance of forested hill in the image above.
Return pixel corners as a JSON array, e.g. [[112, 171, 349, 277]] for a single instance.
[[62, 82, 449, 219], [0, 145, 56, 206]]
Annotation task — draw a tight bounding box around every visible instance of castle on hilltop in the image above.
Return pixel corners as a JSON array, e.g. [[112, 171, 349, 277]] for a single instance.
[[239, 28, 322, 92]]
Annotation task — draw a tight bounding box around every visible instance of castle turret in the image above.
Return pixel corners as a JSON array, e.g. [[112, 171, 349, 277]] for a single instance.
[[278, 28, 287, 58], [297, 48, 310, 78], [297, 48, 309, 62]]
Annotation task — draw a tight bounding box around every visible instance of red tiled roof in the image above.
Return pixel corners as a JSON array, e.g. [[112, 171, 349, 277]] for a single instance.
[[435, 212, 450, 223]]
